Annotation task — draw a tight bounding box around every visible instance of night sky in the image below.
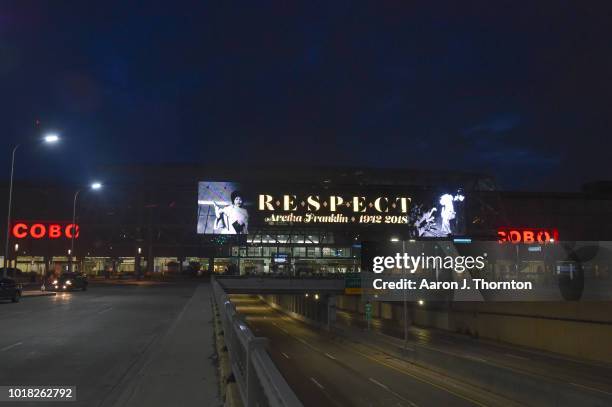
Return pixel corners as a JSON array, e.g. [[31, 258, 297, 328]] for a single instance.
[[2, 1, 612, 191]]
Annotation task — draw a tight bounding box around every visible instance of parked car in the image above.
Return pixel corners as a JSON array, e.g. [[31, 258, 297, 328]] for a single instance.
[[50, 273, 88, 291], [0, 277, 22, 302], [0, 267, 23, 279]]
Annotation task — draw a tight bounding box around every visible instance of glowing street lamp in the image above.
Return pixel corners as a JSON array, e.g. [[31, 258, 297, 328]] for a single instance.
[[43, 133, 60, 144], [3, 133, 60, 278]]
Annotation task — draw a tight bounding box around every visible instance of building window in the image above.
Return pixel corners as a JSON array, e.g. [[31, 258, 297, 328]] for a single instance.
[[262, 247, 277, 257], [307, 247, 321, 258], [248, 247, 262, 257], [306, 234, 319, 244], [336, 248, 350, 257], [247, 234, 261, 244], [321, 234, 334, 244]]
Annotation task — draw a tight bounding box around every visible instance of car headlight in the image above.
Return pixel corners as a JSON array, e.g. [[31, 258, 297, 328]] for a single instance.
[[52, 280, 58, 284], [66, 280, 72, 285]]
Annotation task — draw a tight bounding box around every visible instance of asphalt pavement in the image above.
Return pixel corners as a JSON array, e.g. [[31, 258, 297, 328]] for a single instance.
[[335, 309, 612, 405], [232, 295, 520, 407], [0, 283, 219, 407]]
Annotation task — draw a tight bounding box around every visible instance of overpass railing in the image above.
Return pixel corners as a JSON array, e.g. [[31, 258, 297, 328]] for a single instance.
[[212, 277, 303, 407]]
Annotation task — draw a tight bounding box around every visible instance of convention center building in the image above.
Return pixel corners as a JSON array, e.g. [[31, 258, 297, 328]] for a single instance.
[[1, 165, 611, 281]]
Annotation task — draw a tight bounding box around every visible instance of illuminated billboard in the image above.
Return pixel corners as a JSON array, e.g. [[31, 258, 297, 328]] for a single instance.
[[197, 181, 466, 237], [197, 182, 249, 235]]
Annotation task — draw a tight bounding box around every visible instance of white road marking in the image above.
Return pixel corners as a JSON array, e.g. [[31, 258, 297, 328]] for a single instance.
[[325, 353, 336, 360], [97, 307, 113, 314], [369, 378, 419, 407], [296, 337, 320, 351], [281, 352, 290, 359], [1, 342, 23, 351], [505, 353, 529, 360], [463, 354, 487, 363], [570, 382, 612, 396], [369, 377, 389, 389], [310, 377, 325, 389]]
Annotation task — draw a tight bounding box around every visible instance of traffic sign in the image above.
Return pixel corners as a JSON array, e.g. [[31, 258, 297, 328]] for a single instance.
[[345, 272, 362, 295]]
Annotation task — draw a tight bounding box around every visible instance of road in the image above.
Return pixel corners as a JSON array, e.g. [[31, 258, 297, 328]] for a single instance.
[[232, 295, 521, 407], [336, 308, 612, 406], [0, 283, 219, 407]]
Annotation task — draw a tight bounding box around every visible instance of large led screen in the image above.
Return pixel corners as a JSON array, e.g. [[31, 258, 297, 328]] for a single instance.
[[197, 180, 465, 237], [197, 182, 250, 235]]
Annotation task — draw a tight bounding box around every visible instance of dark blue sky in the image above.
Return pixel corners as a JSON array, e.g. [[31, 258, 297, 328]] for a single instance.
[[2, 1, 611, 191]]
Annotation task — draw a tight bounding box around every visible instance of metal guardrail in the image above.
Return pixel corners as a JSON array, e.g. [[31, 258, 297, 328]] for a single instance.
[[212, 277, 303, 407]]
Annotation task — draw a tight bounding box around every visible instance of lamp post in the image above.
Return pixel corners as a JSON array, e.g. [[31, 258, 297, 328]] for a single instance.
[[3, 134, 60, 278], [391, 236, 409, 350], [402, 239, 408, 350], [69, 182, 102, 273], [14, 243, 19, 269]]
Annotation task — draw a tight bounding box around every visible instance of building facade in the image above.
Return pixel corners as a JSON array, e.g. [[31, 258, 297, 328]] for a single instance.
[[1, 165, 611, 281]]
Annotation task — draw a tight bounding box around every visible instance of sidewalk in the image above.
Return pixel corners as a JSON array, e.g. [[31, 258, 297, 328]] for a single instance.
[[107, 283, 220, 407], [20, 284, 56, 298], [89, 278, 171, 286], [22, 290, 56, 298], [89, 276, 207, 286]]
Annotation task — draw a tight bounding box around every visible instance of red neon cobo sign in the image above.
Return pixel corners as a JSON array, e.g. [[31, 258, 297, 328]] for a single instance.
[[497, 228, 558, 244], [12, 222, 80, 239]]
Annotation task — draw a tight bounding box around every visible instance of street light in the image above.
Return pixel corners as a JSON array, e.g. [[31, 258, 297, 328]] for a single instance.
[[69, 182, 103, 273], [43, 134, 60, 143], [3, 133, 60, 278], [391, 237, 409, 350]]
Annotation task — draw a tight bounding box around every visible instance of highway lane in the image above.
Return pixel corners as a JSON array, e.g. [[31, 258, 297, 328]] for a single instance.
[[336, 309, 612, 400], [0, 284, 202, 407], [232, 295, 518, 407]]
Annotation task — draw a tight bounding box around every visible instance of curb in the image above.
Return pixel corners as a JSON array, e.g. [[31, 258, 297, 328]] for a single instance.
[[22, 291, 56, 298]]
